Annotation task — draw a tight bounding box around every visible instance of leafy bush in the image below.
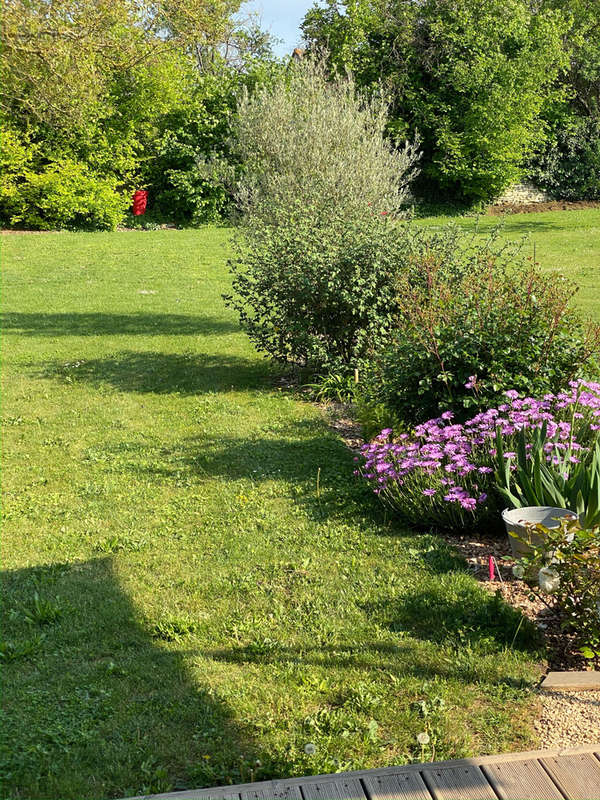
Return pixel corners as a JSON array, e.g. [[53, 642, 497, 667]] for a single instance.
[[142, 73, 238, 226], [362, 226, 600, 425], [304, 372, 359, 404], [5, 159, 129, 231], [357, 381, 600, 531], [513, 517, 600, 665], [528, 115, 600, 201], [225, 57, 420, 371], [0, 125, 35, 224]]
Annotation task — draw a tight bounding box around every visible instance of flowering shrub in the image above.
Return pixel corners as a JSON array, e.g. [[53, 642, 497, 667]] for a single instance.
[[362, 227, 600, 424], [513, 517, 600, 665], [358, 381, 600, 530]]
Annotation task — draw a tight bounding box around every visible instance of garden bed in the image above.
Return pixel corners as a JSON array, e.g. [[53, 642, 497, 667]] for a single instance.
[[488, 200, 600, 215]]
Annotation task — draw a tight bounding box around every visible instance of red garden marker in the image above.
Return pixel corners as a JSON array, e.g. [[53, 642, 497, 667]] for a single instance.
[[132, 190, 148, 216], [488, 555, 495, 581]]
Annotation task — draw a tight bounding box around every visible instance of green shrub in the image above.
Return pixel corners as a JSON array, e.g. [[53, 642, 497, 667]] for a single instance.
[[513, 517, 600, 665], [0, 125, 35, 224], [143, 73, 236, 226], [302, 0, 569, 204], [6, 159, 129, 231], [528, 115, 600, 201], [362, 226, 600, 424], [226, 58, 420, 371]]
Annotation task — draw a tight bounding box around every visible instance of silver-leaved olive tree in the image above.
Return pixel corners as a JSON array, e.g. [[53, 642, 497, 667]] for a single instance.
[[225, 57, 421, 371]]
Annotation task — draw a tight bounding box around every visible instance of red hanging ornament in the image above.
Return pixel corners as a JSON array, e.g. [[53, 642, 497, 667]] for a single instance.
[[132, 190, 148, 216]]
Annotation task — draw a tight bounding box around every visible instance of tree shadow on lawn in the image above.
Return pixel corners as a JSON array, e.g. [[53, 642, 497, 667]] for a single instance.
[[0, 558, 285, 800], [1, 312, 240, 338], [362, 575, 538, 652], [93, 420, 384, 525], [204, 614, 537, 690], [485, 217, 567, 235], [204, 574, 539, 688], [44, 350, 278, 395]]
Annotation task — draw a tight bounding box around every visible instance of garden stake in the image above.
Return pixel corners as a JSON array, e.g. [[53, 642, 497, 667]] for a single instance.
[[510, 615, 525, 649], [492, 556, 504, 583], [488, 555, 495, 581]]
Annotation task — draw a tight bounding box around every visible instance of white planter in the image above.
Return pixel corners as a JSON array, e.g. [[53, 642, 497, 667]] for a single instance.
[[501, 506, 576, 560]]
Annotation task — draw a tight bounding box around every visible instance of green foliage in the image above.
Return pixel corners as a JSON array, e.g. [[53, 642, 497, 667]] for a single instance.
[[22, 592, 62, 626], [5, 159, 129, 231], [0, 125, 35, 222], [304, 373, 359, 404], [353, 396, 404, 442], [226, 58, 420, 370], [143, 72, 239, 225], [514, 518, 600, 664], [303, 0, 569, 203], [362, 226, 600, 424], [495, 426, 600, 527], [0, 0, 279, 230], [528, 115, 600, 200], [1, 0, 243, 131]]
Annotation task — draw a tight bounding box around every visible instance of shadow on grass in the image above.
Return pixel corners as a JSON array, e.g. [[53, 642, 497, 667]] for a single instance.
[[44, 350, 277, 395], [1, 312, 239, 338], [489, 217, 568, 234], [203, 572, 539, 688], [90, 420, 383, 525], [0, 559, 284, 800], [204, 641, 535, 688], [363, 576, 536, 650], [205, 603, 537, 687]]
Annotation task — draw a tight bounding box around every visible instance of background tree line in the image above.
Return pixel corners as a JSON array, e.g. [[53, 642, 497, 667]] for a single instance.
[[1, 0, 598, 230]]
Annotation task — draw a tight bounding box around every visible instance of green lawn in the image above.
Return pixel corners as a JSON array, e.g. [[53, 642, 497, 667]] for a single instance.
[[3, 210, 597, 799]]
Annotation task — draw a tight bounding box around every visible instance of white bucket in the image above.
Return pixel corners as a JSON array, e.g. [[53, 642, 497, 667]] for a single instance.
[[501, 506, 576, 560]]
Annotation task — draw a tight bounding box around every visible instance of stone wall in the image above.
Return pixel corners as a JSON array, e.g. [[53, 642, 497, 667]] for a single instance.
[[494, 182, 552, 205]]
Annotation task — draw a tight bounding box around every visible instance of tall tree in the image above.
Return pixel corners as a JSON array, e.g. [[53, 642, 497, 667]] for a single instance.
[[0, 0, 241, 129], [303, 0, 569, 202]]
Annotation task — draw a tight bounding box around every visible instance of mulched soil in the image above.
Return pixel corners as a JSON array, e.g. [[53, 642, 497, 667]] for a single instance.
[[487, 200, 600, 215], [443, 529, 588, 671]]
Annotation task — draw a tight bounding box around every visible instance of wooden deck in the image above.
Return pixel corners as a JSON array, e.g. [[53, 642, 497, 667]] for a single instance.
[[130, 745, 600, 800]]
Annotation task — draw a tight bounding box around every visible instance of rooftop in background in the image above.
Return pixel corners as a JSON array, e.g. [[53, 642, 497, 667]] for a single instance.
[[240, 0, 317, 58]]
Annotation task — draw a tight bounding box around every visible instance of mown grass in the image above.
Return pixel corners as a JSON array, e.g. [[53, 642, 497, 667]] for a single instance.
[[2, 210, 596, 799]]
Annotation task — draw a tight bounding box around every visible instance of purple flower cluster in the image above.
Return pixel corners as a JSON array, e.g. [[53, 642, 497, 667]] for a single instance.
[[357, 380, 600, 521]]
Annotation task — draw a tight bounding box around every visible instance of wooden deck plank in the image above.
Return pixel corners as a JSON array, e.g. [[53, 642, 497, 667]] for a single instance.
[[123, 746, 600, 800], [421, 765, 497, 800], [239, 785, 302, 800], [301, 777, 367, 800], [482, 759, 564, 800], [363, 771, 432, 799], [541, 753, 600, 800]]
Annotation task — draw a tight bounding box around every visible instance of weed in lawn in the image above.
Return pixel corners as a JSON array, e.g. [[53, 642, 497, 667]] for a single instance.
[[21, 592, 62, 626], [0, 634, 45, 662]]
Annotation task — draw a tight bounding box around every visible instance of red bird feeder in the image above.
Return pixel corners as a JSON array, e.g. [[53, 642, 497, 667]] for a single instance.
[[132, 190, 148, 216]]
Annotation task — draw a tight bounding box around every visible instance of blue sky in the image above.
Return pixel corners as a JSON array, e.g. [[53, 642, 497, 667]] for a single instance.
[[240, 1, 319, 57]]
